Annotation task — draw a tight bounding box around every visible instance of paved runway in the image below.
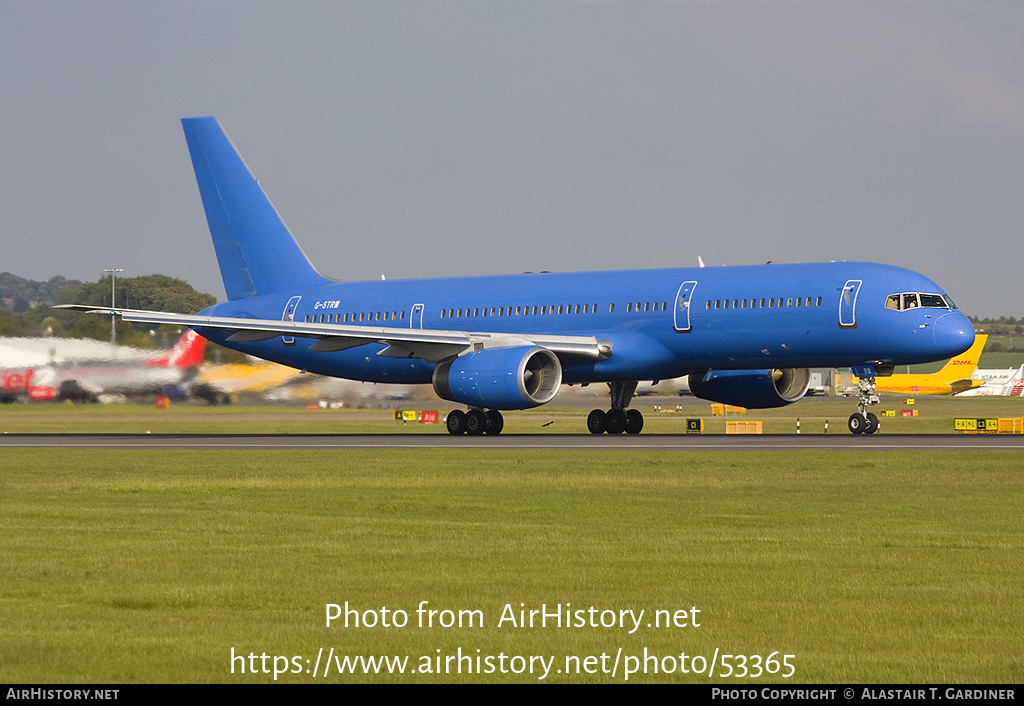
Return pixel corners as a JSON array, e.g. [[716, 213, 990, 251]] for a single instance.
[[3, 433, 1024, 449]]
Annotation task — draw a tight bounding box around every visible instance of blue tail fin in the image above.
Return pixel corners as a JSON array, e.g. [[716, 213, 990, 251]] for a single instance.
[[181, 117, 330, 300]]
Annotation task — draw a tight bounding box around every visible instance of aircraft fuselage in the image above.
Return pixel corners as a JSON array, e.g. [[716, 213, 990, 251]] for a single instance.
[[195, 260, 973, 386]]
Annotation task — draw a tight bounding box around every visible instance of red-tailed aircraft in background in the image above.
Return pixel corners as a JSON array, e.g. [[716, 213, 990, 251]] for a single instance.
[[0, 330, 205, 402]]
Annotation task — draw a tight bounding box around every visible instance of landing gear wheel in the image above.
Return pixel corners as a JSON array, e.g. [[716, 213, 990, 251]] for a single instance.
[[465, 409, 487, 435], [446, 409, 466, 435], [587, 409, 607, 435], [485, 410, 504, 435], [865, 412, 879, 435], [851, 373, 880, 436], [605, 409, 627, 435], [625, 409, 644, 435], [848, 413, 867, 435]]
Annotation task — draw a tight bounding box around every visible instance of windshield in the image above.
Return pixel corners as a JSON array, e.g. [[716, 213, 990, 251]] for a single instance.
[[884, 292, 951, 312], [919, 294, 946, 308]]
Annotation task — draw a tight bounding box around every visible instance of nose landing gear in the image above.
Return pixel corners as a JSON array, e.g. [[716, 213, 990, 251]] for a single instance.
[[849, 375, 881, 435]]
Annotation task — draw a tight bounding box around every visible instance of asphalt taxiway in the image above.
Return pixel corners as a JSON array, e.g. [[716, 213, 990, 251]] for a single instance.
[[2, 433, 1024, 450]]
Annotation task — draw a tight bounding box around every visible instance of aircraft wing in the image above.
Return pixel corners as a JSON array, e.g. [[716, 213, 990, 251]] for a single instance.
[[55, 306, 611, 364]]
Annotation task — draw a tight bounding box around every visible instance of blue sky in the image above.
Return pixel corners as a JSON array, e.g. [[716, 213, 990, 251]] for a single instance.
[[2, 1, 1022, 317]]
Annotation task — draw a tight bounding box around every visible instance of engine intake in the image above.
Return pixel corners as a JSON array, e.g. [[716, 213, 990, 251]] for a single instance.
[[688, 368, 811, 409], [433, 346, 562, 410]]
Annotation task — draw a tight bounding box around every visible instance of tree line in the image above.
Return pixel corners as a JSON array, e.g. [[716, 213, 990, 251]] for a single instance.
[[0, 272, 216, 349]]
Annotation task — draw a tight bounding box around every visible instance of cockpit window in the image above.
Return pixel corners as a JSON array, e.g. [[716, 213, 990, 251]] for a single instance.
[[942, 293, 958, 310], [885, 292, 950, 311]]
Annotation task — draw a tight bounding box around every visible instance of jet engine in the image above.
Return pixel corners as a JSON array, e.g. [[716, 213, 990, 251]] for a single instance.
[[688, 368, 811, 409], [433, 346, 562, 410]]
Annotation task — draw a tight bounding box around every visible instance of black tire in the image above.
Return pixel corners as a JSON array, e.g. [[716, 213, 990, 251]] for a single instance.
[[605, 409, 627, 435], [485, 410, 504, 435], [848, 413, 866, 435], [58, 380, 96, 403], [587, 409, 607, 435], [465, 409, 487, 435], [446, 409, 466, 435], [625, 409, 644, 435], [865, 412, 879, 435]]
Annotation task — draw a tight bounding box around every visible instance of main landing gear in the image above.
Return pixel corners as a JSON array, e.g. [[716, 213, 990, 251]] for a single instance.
[[588, 381, 644, 435], [848, 375, 880, 435], [445, 380, 647, 436], [446, 409, 504, 436]]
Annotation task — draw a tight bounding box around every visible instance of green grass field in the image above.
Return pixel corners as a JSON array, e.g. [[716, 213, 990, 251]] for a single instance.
[[1, 419, 1022, 682]]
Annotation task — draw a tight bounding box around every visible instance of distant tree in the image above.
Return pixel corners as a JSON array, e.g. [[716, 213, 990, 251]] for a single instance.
[[56, 284, 80, 305], [0, 273, 215, 343], [0, 308, 26, 336], [0, 272, 216, 346], [0, 272, 83, 307], [67, 313, 110, 340], [0, 272, 28, 301], [75, 274, 216, 314]]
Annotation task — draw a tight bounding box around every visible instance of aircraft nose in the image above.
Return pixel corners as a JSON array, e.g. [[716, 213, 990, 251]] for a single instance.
[[933, 312, 975, 358]]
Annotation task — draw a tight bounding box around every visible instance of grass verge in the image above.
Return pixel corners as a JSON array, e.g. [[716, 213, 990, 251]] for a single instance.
[[1, 448, 1021, 682]]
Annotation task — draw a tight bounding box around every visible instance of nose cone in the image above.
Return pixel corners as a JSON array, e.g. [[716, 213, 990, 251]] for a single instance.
[[933, 312, 976, 359]]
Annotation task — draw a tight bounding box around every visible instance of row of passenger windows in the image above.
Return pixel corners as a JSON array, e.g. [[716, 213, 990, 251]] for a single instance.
[[441, 303, 603, 319], [305, 301, 670, 324], [304, 296, 826, 324], [305, 311, 407, 324], [439, 301, 674, 319], [707, 297, 823, 310]]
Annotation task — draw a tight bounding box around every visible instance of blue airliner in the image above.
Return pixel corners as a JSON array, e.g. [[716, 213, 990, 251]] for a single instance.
[[65, 117, 975, 435]]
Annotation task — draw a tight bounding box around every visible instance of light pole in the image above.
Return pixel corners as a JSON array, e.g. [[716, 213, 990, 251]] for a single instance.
[[104, 268, 123, 345]]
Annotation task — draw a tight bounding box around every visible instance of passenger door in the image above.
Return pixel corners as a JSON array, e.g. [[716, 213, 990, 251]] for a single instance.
[[410, 303, 424, 329], [673, 281, 698, 332], [839, 280, 861, 328], [281, 295, 301, 345]]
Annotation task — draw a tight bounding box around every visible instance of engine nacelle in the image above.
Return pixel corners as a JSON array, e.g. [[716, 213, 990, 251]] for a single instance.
[[688, 368, 811, 409], [433, 346, 562, 410]]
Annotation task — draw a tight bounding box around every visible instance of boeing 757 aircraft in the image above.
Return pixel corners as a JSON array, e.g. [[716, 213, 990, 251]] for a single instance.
[[62, 117, 975, 435]]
